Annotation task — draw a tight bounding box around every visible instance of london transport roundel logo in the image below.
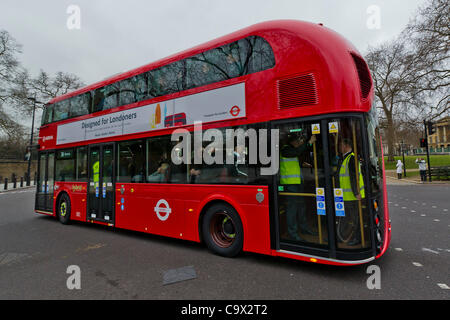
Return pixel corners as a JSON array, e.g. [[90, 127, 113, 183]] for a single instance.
[[230, 105, 240, 117], [154, 199, 172, 221]]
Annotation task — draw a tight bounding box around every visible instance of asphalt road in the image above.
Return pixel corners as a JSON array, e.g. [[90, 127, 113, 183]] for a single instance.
[[0, 184, 448, 300]]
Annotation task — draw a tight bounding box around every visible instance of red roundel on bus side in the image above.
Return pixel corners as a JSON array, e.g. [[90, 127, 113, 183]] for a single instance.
[[230, 105, 240, 117]]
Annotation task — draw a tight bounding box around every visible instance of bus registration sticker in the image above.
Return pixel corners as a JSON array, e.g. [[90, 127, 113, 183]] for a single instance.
[[334, 188, 345, 217], [316, 188, 326, 215]]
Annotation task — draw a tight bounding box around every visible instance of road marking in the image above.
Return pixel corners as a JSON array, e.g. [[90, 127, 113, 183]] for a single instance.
[[432, 206, 437, 208], [76, 243, 106, 253], [433, 219, 440, 222], [0, 252, 31, 266], [422, 248, 439, 255], [410, 210, 416, 213], [395, 248, 403, 251], [421, 214, 426, 217], [437, 283, 450, 290], [443, 209, 448, 212], [412, 262, 423, 267], [422, 203, 426, 205]]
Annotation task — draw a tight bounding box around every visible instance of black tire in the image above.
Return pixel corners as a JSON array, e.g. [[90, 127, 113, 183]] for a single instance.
[[202, 203, 243, 257], [57, 193, 71, 225]]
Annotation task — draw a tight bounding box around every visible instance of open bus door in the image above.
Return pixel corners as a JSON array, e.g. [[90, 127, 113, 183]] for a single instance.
[[36, 151, 55, 213]]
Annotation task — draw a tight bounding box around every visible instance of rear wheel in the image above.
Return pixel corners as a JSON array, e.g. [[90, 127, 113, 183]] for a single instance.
[[58, 193, 71, 225], [202, 203, 243, 257]]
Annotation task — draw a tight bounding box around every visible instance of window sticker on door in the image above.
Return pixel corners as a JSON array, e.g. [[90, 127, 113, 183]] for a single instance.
[[316, 188, 326, 215], [334, 188, 345, 217]]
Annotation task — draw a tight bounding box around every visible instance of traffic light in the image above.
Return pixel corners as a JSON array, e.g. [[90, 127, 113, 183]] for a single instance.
[[420, 138, 427, 148], [427, 121, 436, 135]]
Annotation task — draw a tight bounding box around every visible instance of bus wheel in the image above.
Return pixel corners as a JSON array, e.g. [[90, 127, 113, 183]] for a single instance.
[[57, 193, 71, 225], [202, 203, 243, 257]]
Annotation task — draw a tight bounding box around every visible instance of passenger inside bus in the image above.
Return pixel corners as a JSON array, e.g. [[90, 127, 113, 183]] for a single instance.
[[280, 131, 316, 241], [147, 161, 170, 183], [223, 144, 248, 183]]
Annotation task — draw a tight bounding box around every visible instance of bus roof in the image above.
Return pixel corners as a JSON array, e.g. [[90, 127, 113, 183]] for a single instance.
[[46, 20, 362, 105]]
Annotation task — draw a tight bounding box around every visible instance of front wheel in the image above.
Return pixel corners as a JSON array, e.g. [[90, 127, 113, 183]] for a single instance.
[[202, 203, 243, 257], [57, 193, 71, 225]]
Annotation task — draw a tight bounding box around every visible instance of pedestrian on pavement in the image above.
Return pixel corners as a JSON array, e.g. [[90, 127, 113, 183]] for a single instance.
[[396, 160, 403, 179], [415, 158, 427, 182]]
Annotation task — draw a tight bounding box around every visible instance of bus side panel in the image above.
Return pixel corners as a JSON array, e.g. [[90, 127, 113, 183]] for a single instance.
[[186, 185, 272, 256], [115, 183, 186, 239], [54, 182, 87, 222], [114, 184, 272, 256]]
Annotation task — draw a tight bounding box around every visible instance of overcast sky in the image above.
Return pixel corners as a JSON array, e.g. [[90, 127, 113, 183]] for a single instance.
[[0, 0, 428, 125]]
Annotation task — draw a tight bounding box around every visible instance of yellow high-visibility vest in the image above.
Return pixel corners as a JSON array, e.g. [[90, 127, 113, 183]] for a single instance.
[[280, 146, 301, 185], [339, 152, 365, 201], [93, 161, 99, 183]]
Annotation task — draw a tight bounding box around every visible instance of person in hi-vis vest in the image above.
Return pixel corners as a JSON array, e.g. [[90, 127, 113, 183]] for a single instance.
[[93, 160, 99, 196], [280, 132, 316, 241], [337, 138, 365, 245]]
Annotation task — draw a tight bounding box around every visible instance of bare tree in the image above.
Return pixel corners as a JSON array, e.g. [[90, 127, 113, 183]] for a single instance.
[[366, 39, 412, 160], [365, 0, 449, 160], [10, 69, 85, 115], [1, 28, 85, 140], [0, 30, 24, 135], [404, 0, 449, 121]]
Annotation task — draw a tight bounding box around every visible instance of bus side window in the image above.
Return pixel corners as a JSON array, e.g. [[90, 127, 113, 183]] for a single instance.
[[70, 92, 90, 117], [53, 100, 70, 122], [103, 83, 120, 110], [76, 147, 88, 181], [117, 140, 145, 183], [147, 135, 187, 184], [119, 77, 136, 106], [55, 149, 75, 182], [92, 87, 105, 113]]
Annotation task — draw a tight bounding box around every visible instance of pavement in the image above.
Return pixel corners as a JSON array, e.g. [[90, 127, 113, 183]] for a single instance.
[[385, 170, 450, 185], [0, 183, 36, 193], [0, 184, 448, 300]]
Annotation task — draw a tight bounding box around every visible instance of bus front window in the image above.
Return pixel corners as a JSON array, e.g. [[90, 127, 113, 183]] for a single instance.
[[366, 107, 383, 195], [366, 107, 386, 252]]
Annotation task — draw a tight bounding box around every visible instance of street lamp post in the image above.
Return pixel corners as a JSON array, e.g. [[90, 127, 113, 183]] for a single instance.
[[25, 95, 42, 186], [401, 140, 407, 177]]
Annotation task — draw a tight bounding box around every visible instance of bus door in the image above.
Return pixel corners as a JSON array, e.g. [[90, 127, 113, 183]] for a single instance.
[[36, 151, 55, 213], [87, 143, 115, 223], [273, 116, 374, 260], [325, 117, 372, 253], [274, 119, 332, 256]]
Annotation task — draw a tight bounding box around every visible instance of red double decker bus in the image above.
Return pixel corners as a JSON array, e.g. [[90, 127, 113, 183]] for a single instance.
[[35, 20, 390, 265]]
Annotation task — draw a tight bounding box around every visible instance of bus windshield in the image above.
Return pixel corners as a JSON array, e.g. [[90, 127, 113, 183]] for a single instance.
[[365, 107, 383, 196]]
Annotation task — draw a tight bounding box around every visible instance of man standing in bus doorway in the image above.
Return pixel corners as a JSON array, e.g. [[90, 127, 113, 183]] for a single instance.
[[93, 159, 99, 195], [337, 138, 365, 246], [280, 132, 316, 241]]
